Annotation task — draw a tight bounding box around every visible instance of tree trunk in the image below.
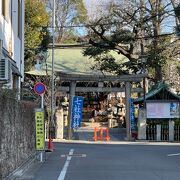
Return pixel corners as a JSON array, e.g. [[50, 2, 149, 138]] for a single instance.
[[155, 65, 162, 82], [171, 0, 180, 25], [150, 0, 163, 82]]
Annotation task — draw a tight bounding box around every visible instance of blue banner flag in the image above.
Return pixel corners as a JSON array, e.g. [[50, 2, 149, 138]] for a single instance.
[[71, 96, 84, 129], [130, 98, 136, 130]]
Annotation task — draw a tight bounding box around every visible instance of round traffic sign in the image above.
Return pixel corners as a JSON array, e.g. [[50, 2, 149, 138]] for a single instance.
[[34, 82, 46, 95]]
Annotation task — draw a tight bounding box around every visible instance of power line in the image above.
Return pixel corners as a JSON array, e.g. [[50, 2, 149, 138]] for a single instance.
[[29, 21, 125, 29], [30, 21, 176, 32]]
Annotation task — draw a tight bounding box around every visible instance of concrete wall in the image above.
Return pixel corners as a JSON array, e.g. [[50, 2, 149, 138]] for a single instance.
[[0, 93, 36, 179]]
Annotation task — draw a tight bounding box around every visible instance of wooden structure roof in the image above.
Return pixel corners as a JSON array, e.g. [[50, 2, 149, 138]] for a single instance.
[[134, 81, 180, 103], [26, 48, 126, 76]]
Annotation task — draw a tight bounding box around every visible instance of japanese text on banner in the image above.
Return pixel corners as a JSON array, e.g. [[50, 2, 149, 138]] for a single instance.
[[130, 98, 136, 131], [35, 109, 45, 150], [71, 96, 84, 129]]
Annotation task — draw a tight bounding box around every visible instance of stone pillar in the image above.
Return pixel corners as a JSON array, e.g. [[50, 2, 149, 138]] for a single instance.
[[64, 114, 68, 127], [108, 115, 113, 128], [169, 120, 175, 141], [137, 108, 147, 140], [68, 81, 76, 140], [108, 119, 112, 128], [156, 124, 161, 141], [125, 82, 131, 140], [107, 104, 113, 128], [56, 108, 64, 139], [62, 97, 69, 128]]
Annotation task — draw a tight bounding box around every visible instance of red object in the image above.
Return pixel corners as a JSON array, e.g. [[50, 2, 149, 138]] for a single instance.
[[93, 127, 110, 141], [47, 135, 54, 151]]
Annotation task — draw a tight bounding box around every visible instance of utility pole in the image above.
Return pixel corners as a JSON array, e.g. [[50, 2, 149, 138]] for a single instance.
[[140, 0, 146, 108], [50, 0, 55, 138]]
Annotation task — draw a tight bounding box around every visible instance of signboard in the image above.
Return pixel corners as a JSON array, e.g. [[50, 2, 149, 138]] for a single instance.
[[130, 98, 136, 130], [147, 102, 180, 119], [71, 96, 84, 129], [34, 82, 46, 95], [35, 109, 45, 150]]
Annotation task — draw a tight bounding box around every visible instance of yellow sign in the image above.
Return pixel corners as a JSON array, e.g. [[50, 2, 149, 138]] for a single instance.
[[35, 109, 45, 150]]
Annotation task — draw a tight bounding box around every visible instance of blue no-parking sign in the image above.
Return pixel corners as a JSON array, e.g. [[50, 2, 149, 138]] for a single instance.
[[34, 82, 46, 95], [71, 96, 84, 129]]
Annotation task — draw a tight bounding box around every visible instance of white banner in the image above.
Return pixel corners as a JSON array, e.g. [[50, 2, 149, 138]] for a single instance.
[[147, 102, 180, 118]]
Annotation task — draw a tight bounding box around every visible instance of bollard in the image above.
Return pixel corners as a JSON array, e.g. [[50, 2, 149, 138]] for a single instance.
[[46, 135, 54, 152]]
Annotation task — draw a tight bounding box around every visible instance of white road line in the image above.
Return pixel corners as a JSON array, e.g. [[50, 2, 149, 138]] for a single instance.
[[61, 154, 86, 158], [58, 149, 74, 180], [167, 153, 180, 157]]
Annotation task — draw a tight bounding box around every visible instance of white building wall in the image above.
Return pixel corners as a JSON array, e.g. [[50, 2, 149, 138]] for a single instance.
[[0, 0, 12, 52], [0, 0, 24, 89], [12, 0, 25, 79], [21, 0, 25, 81]]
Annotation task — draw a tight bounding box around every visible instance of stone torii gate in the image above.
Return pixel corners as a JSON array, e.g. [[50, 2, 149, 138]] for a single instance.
[[56, 72, 147, 141]]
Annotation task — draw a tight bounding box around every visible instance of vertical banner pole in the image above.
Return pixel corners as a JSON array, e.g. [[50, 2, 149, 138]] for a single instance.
[[41, 94, 44, 109], [125, 82, 131, 140], [68, 81, 76, 140]]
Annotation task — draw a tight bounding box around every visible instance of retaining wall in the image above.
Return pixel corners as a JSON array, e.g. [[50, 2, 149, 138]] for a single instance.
[[0, 92, 36, 179]]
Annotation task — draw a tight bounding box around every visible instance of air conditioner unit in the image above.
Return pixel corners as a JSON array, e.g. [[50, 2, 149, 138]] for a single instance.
[[0, 59, 10, 81], [0, 39, 2, 60]]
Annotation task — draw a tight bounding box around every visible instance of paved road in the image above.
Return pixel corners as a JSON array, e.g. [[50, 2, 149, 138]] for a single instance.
[[21, 142, 180, 180]]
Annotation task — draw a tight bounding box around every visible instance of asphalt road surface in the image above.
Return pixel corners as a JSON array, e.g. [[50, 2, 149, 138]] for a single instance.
[[21, 142, 180, 180]]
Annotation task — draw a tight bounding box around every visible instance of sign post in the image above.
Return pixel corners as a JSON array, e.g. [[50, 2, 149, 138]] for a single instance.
[[34, 82, 46, 162]]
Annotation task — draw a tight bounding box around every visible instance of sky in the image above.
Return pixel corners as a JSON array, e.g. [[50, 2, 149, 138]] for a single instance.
[[84, 0, 109, 6], [77, 0, 111, 35], [83, 0, 176, 33], [83, 0, 111, 17]]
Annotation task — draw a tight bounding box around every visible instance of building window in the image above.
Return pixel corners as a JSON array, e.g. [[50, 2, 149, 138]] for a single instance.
[[2, 0, 9, 21], [18, 0, 22, 38], [2, 0, 5, 17], [13, 75, 18, 90]]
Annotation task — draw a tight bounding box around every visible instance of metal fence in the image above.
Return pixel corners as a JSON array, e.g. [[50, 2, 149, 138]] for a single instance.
[[174, 125, 180, 141], [146, 124, 156, 140], [161, 124, 169, 141], [146, 123, 180, 141]]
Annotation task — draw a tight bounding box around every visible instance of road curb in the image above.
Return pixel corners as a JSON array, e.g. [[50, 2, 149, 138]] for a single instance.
[[50, 139, 180, 146]]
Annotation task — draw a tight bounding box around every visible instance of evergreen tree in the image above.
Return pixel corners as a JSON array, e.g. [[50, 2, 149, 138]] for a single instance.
[[24, 0, 50, 71], [84, 1, 179, 86]]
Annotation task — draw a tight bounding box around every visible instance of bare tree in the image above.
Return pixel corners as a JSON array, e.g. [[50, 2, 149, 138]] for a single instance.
[[46, 0, 87, 43], [84, 0, 179, 84]]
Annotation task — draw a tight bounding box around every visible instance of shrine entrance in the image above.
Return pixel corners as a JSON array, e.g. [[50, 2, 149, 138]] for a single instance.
[[56, 72, 147, 141]]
